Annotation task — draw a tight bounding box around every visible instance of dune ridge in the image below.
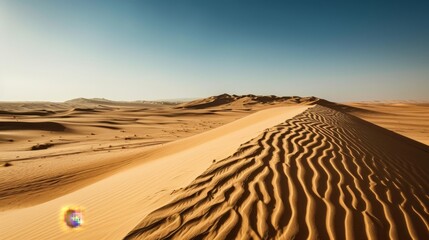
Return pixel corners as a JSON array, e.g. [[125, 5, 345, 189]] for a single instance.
[[125, 105, 429, 239]]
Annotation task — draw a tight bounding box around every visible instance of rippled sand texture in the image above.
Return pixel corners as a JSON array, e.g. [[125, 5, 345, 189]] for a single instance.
[[126, 105, 429, 240]]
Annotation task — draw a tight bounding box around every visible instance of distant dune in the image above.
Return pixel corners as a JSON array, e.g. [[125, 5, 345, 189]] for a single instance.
[[0, 95, 427, 239], [178, 94, 319, 109], [65, 97, 179, 106]]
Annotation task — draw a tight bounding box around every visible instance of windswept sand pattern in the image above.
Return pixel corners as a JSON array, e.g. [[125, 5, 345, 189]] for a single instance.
[[125, 105, 429, 240]]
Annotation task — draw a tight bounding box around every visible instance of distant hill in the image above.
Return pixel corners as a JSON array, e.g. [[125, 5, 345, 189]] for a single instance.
[[177, 94, 320, 109], [65, 98, 177, 107]]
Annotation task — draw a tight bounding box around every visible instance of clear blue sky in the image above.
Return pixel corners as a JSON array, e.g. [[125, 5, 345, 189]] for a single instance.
[[1, 0, 428, 102]]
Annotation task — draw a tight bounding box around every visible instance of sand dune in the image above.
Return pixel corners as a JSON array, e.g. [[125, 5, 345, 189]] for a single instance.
[[0, 105, 310, 239], [1, 96, 428, 239], [126, 105, 429, 239], [178, 94, 318, 109]]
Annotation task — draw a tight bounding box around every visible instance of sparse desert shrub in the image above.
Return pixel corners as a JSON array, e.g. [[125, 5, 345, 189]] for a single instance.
[[31, 143, 54, 150], [3, 162, 12, 167]]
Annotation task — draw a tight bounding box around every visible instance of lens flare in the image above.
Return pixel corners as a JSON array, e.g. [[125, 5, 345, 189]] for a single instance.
[[63, 207, 83, 228]]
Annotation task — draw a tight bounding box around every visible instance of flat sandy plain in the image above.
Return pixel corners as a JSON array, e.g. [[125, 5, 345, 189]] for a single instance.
[[0, 94, 428, 239]]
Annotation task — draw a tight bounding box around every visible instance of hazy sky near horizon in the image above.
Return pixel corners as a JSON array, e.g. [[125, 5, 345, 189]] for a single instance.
[[1, 0, 428, 102]]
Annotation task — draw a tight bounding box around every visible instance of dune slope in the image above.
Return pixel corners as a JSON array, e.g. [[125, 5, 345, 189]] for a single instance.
[[126, 105, 429, 240], [345, 102, 429, 145]]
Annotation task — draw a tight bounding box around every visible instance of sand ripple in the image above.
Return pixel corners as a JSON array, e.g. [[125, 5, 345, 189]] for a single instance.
[[125, 105, 429, 239]]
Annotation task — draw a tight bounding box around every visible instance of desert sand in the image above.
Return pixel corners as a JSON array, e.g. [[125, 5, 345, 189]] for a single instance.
[[0, 95, 428, 239], [346, 101, 429, 146]]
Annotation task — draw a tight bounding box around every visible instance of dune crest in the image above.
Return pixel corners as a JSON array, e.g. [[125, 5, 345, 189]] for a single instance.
[[126, 105, 429, 239]]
